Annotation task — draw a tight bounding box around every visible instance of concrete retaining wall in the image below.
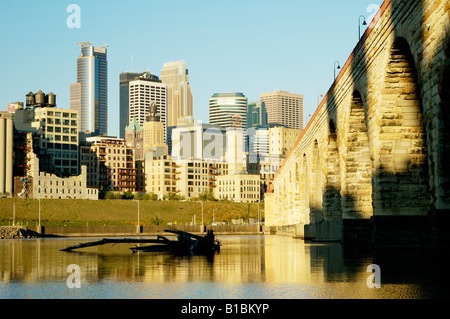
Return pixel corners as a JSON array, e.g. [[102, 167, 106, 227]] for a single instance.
[[24, 224, 263, 237]]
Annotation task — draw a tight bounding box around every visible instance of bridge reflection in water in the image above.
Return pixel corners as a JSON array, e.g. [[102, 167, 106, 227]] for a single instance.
[[0, 235, 448, 299]]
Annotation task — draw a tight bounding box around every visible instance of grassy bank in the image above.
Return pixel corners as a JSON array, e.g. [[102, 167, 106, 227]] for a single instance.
[[0, 198, 264, 227]]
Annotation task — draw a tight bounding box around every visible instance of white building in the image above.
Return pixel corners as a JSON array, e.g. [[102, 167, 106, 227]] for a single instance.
[[129, 75, 167, 142], [214, 174, 260, 203], [175, 159, 228, 199], [144, 156, 179, 199]]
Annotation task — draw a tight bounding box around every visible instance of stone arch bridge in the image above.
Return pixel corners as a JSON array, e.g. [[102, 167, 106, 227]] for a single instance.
[[265, 0, 450, 247]]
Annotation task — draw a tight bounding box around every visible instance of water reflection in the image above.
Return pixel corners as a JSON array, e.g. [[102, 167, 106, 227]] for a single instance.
[[0, 235, 448, 299]]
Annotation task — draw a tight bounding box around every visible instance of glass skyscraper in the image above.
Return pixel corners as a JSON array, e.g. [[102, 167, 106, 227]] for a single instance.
[[247, 101, 268, 129], [209, 93, 248, 129], [71, 42, 108, 136]]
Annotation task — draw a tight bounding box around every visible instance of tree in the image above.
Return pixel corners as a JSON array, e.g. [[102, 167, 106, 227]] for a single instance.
[[198, 189, 216, 201]]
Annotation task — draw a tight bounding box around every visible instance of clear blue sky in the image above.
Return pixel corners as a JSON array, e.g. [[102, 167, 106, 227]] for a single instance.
[[0, 0, 383, 137]]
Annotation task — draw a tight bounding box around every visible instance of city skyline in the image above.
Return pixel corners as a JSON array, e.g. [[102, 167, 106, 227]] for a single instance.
[[0, 0, 383, 138]]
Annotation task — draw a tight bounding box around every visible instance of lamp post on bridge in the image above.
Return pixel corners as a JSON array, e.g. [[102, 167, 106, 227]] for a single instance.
[[334, 61, 341, 81], [359, 15, 368, 40]]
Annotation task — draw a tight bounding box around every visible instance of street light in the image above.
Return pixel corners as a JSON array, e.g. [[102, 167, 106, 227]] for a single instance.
[[137, 199, 140, 226], [38, 198, 41, 227], [359, 15, 367, 40], [13, 199, 15, 226], [317, 90, 323, 107], [256, 202, 260, 226], [196, 201, 204, 228], [334, 61, 341, 81]]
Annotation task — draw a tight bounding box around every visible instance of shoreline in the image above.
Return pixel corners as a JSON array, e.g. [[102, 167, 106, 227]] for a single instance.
[[0, 225, 264, 239]]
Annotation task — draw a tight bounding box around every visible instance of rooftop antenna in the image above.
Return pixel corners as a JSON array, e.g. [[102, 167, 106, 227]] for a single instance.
[[131, 56, 134, 72], [144, 57, 146, 72]]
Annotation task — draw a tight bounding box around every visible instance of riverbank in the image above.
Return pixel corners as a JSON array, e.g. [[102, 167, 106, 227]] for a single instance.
[[0, 198, 263, 227], [0, 224, 264, 238], [0, 226, 41, 239]]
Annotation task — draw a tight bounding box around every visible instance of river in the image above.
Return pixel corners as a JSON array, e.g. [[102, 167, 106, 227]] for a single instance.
[[0, 235, 448, 299]]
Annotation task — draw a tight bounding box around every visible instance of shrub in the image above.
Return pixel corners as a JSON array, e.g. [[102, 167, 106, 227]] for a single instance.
[[122, 191, 134, 200], [104, 192, 121, 199]]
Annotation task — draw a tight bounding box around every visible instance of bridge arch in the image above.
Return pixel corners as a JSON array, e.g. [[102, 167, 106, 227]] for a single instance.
[[343, 90, 373, 219], [437, 36, 450, 209], [374, 37, 430, 216], [323, 119, 341, 221], [311, 140, 323, 226], [302, 153, 309, 225]]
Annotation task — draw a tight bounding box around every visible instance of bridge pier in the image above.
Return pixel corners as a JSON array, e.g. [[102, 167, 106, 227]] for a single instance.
[[371, 216, 430, 248], [430, 209, 450, 248]]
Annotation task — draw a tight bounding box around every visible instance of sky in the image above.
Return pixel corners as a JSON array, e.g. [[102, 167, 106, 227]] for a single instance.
[[0, 0, 384, 138]]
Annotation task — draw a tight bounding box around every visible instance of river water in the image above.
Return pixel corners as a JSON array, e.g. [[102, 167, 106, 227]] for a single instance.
[[0, 235, 448, 299]]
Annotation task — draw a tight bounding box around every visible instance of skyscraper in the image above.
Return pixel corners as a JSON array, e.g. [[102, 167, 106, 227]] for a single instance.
[[69, 83, 82, 132], [260, 90, 304, 130], [160, 61, 193, 127], [247, 101, 267, 129], [128, 73, 167, 142], [119, 72, 143, 139], [119, 71, 161, 138], [71, 42, 108, 136], [209, 93, 248, 129]]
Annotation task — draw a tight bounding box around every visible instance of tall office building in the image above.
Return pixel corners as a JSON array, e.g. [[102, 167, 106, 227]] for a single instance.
[[247, 101, 267, 129], [209, 93, 248, 129], [119, 72, 143, 139], [70, 42, 108, 136], [128, 73, 167, 142], [69, 83, 82, 132], [260, 90, 303, 130], [160, 61, 193, 127], [119, 71, 160, 139], [248, 128, 269, 157]]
